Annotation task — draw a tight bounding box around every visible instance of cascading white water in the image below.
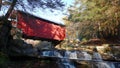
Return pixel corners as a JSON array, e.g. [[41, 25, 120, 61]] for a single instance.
[[41, 50, 120, 68], [94, 62, 115, 68], [40, 49, 120, 68], [77, 51, 92, 60], [60, 58, 75, 68], [59, 50, 75, 68], [106, 62, 115, 68], [64, 50, 70, 58], [54, 51, 63, 58], [69, 51, 78, 59], [82, 51, 92, 60], [92, 51, 115, 68], [92, 52, 102, 61]]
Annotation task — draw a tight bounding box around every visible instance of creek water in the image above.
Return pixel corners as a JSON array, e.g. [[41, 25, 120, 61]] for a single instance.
[[92, 52, 120, 68], [41, 50, 120, 68]]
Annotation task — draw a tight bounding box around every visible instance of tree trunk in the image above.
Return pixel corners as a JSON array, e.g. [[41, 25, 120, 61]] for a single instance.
[[0, 0, 2, 11], [0, 0, 17, 52], [0, 20, 12, 51], [4, 0, 17, 19]]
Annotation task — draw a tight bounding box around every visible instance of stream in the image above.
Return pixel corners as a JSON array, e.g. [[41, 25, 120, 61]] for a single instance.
[[41, 50, 120, 68]]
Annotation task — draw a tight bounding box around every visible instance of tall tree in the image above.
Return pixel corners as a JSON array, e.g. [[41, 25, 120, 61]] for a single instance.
[[68, 0, 120, 41]]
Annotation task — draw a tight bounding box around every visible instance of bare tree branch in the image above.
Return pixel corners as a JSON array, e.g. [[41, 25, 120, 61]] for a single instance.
[[2, 0, 65, 19], [5, 0, 17, 19]]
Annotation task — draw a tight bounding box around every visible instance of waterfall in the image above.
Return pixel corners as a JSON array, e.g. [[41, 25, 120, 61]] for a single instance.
[[82, 51, 92, 60], [59, 58, 75, 68], [92, 52, 116, 68], [77, 51, 92, 60], [41, 50, 75, 68], [64, 50, 78, 59], [106, 62, 115, 68], [69, 51, 78, 59], [95, 62, 114, 68], [41, 50, 119, 68], [57, 50, 76, 68], [64, 50, 71, 58], [92, 52, 102, 61], [54, 50, 63, 58]]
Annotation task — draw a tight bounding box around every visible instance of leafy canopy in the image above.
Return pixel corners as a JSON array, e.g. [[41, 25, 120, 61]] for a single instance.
[[68, 0, 120, 40]]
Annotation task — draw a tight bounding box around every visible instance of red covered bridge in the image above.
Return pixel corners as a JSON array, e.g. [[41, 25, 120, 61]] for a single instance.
[[16, 11, 66, 45]]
